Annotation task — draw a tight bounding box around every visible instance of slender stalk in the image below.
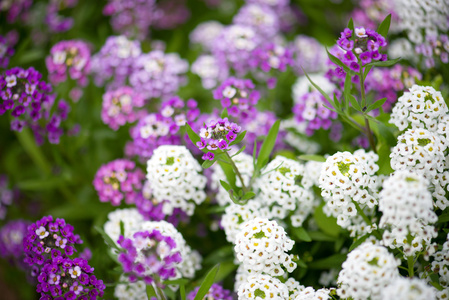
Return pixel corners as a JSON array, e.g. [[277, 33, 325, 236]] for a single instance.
[[223, 151, 248, 193], [359, 69, 377, 153], [407, 256, 415, 277], [153, 282, 167, 300], [353, 201, 371, 226]]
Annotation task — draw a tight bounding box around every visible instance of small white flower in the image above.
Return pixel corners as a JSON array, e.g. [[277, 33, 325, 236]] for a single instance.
[[69, 266, 82, 278], [36, 226, 49, 239]]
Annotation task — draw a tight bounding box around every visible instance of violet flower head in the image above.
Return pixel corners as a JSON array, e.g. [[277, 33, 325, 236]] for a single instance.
[[127, 97, 199, 162], [93, 159, 145, 206], [118, 229, 182, 284], [415, 34, 449, 69], [187, 283, 233, 300], [129, 50, 188, 100], [101, 86, 146, 131], [36, 256, 105, 299], [0, 175, 15, 220], [0, 219, 29, 262], [45, 0, 79, 32], [0, 0, 33, 23], [91, 35, 141, 89], [213, 77, 260, 119], [292, 91, 338, 136], [0, 33, 16, 68], [103, 0, 155, 40], [152, 0, 191, 30], [198, 117, 242, 160], [45, 40, 91, 87], [233, 4, 280, 39], [23, 216, 83, 276], [191, 55, 229, 90]]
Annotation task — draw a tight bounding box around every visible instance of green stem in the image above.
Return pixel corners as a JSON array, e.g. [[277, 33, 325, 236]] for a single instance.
[[223, 151, 248, 193], [359, 70, 377, 153], [407, 256, 415, 277], [353, 201, 372, 226]]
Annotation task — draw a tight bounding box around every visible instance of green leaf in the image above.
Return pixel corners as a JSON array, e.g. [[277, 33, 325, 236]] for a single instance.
[[180, 284, 186, 300], [365, 97, 387, 112], [297, 155, 326, 162], [229, 131, 247, 146], [219, 180, 232, 192], [343, 72, 352, 112], [363, 65, 373, 78], [202, 159, 216, 169], [309, 254, 347, 269], [15, 128, 51, 176], [146, 284, 157, 299], [119, 220, 125, 237], [349, 95, 361, 111], [314, 204, 341, 237], [347, 18, 354, 32], [377, 142, 393, 175], [308, 231, 338, 242], [94, 226, 120, 251], [186, 123, 201, 145], [301, 67, 334, 106], [256, 120, 280, 170], [366, 57, 401, 68], [349, 233, 370, 251], [377, 14, 391, 38], [322, 104, 338, 113], [292, 227, 312, 242], [241, 191, 256, 201], [231, 146, 246, 158], [193, 264, 220, 300], [332, 93, 340, 111], [17, 178, 66, 190], [326, 49, 355, 76], [221, 108, 228, 118], [438, 210, 449, 223]]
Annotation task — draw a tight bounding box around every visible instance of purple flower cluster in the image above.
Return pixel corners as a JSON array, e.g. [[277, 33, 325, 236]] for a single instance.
[[134, 194, 189, 226], [93, 159, 145, 206], [365, 65, 422, 112], [0, 34, 16, 68], [290, 35, 327, 76], [91, 35, 141, 89], [0, 219, 29, 262], [0, 175, 14, 219], [197, 118, 242, 161], [0, 67, 70, 144], [152, 0, 191, 30], [45, 40, 91, 87], [117, 229, 182, 284], [37, 257, 105, 299], [187, 283, 233, 300], [415, 34, 449, 68], [126, 97, 199, 161], [213, 78, 260, 119], [101, 86, 146, 130], [45, 0, 79, 32], [0, 0, 33, 23], [191, 55, 229, 90], [335, 26, 387, 74], [292, 91, 338, 135], [129, 50, 188, 100], [233, 4, 280, 39], [249, 42, 293, 88], [103, 0, 155, 40]]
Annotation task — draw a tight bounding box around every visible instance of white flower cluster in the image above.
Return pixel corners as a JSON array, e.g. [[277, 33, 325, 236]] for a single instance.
[[390, 85, 448, 132], [381, 277, 436, 300], [191, 54, 227, 89], [294, 287, 333, 300], [238, 274, 289, 300], [258, 156, 315, 227], [189, 21, 224, 51], [304, 161, 324, 187], [114, 275, 147, 300], [136, 220, 202, 279], [285, 278, 305, 299], [430, 233, 449, 289], [379, 170, 438, 258], [319, 150, 379, 237], [337, 242, 400, 300], [234, 218, 296, 277], [221, 199, 271, 243], [393, 0, 449, 44], [146, 145, 207, 216], [103, 208, 144, 245], [210, 152, 254, 206]]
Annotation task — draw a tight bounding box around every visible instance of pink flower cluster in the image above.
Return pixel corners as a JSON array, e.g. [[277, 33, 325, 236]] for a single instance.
[[101, 86, 146, 130], [93, 159, 145, 206], [45, 40, 91, 87]]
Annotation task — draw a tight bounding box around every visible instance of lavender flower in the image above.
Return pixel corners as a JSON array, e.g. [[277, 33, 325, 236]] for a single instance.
[[0, 0, 33, 23], [190, 21, 224, 51], [118, 229, 182, 284], [233, 4, 280, 39], [415, 34, 449, 68], [212, 77, 260, 119], [191, 55, 229, 89], [93, 159, 145, 206], [101, 86, 146, 130], [0, 175, 14, 220], [91, 35, 141, 89], [46, 40, 91, 87], [350, 0, 399, 33], [0, 219, 29, 262], [290, 35, 328, 76], [0, 67, 70, 145], [187, 283, 233, 300], [0, 33, 16, 68], [36, 257, 105, 299], [103, 0, 155, 40], [292, 91, 338, 135], [45, 0, 78, 32], [152, 0, 190, 30], [129, 50, 188, 100], [197, 118, 242, 161]]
